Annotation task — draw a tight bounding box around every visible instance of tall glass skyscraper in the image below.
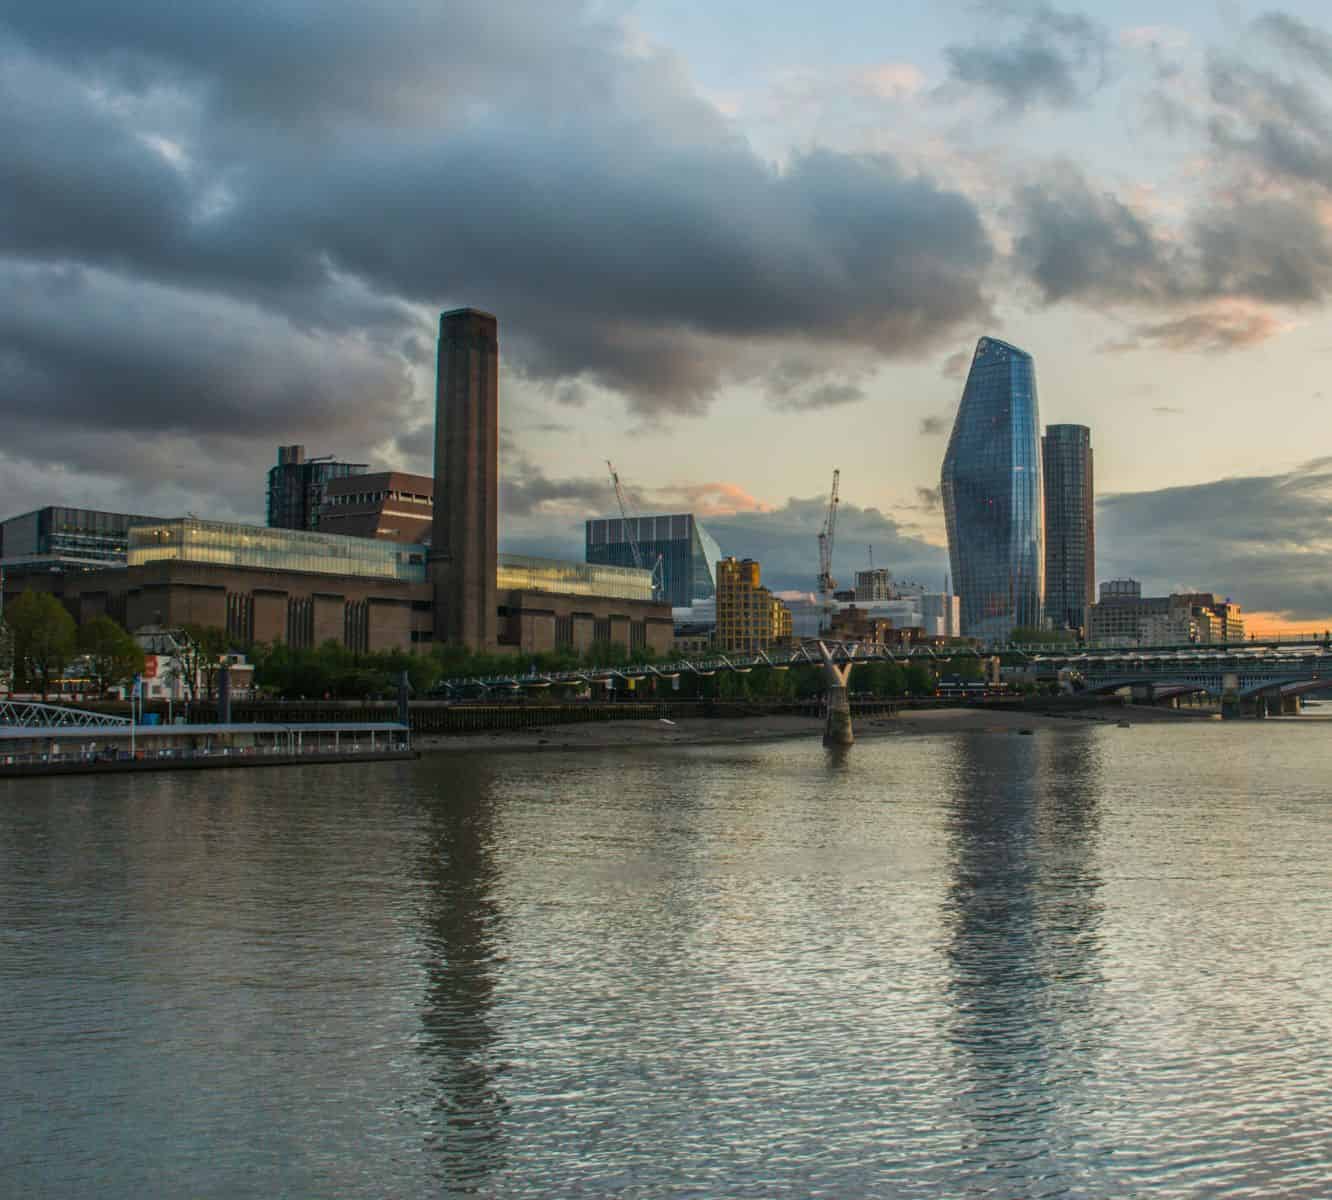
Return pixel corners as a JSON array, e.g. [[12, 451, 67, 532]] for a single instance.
[[940, 336, 1044, 641], [1042, 424, 1094, 633]]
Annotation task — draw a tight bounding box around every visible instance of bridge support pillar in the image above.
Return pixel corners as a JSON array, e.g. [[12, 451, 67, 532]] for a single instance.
[[1282, 694, 1301, 716], [819, 641, 854, 746], [1221, 672, 1241, 720]]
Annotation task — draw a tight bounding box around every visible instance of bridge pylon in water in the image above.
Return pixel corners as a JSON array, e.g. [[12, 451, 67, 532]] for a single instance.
[[819, 641, 856, 746]]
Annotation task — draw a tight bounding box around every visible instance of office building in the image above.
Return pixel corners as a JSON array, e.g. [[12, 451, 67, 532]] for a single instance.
[[920, 592, 962, 638], [432, 308, 499, 651], [714, 557, 793, 653], [1043, 424, 1095, 633], [941, 337, 1045, 640], [586, 514, 724, 607], [1088, 584, 1247, 646], [1100, 579, 1141, 602], [0, 506, 160, 580], [320, 472, 434, 543], [266, 445, 367, 531]]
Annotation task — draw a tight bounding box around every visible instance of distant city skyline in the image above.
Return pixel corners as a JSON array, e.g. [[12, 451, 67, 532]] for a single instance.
[[2, 1, 1330, 629]]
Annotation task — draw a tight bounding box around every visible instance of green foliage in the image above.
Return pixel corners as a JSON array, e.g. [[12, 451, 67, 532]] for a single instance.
[[78, 615, 145, 696], [251, 640, 445, 699], [0, 617, 13, 690], [6, 590, 77, 696]]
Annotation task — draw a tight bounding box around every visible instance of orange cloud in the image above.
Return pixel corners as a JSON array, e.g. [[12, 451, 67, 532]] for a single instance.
[[652, 481, 772, 517], [1242, 611, 1332, 638]]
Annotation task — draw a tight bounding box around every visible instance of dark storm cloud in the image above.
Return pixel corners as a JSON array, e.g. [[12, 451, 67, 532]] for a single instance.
[[1205, 54, 1332, 189], [944, 3, 1109, 113], [499, 460, 610, 520], [0, 1, 994, 457], [1098, 459, 1332, 620], [0, 0, 577, 128], [0, 259, 411, 519], [1012, 159, 1332, 324], [765, 362, 868, 413], [1012, 164, 1176, 305]]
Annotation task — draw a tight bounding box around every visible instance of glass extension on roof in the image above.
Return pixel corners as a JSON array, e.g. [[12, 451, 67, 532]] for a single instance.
[[497, 554, 654, 601], [128, 519, 427, 581]]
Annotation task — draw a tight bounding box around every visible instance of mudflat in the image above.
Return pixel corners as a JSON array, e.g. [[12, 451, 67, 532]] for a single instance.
[[414, 703, 1211, 755]]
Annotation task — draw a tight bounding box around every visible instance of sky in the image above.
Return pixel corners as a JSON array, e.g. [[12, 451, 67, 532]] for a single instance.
[[2, 0, 1331, 630]]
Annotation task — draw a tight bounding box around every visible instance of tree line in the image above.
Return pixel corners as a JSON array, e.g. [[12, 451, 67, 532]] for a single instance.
[[1, 593, 145, 698], [0, 586, 984, 702]]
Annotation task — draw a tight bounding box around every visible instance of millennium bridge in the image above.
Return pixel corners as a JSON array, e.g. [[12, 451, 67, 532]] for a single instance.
[[435, 635, 1332, 720]]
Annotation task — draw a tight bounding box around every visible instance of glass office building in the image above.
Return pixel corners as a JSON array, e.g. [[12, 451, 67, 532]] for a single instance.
[[1042, 424, 1094, 633], [266, 445, 367, 531], [497, 554, 654, 601], [585, 514, 724, 607], [940, 337, 1044, 641], [0, 506, 160, 572], [129, 519, 428, 582]]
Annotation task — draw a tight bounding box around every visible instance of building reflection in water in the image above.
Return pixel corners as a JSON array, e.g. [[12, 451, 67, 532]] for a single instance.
[[942, 732, 1106, 1191], [415, 760, 508, 1193]]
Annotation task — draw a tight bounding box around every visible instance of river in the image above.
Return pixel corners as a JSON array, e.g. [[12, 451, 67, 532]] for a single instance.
[[2, 721, 1330, 1197]]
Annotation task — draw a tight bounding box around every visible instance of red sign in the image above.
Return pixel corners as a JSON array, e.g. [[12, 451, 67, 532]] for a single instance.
[[142, 655, 158, 680]]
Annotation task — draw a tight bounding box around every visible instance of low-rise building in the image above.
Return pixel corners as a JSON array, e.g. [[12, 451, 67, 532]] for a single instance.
[[826, 605, 895, 646], [672, 623, 714, 655]]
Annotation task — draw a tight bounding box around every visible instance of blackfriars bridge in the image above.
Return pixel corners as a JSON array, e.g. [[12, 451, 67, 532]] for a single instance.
[[1022, 640, 1332, 716]]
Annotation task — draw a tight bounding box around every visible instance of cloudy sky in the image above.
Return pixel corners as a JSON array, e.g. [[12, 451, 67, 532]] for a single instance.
[[3, 0, 1331, 628]]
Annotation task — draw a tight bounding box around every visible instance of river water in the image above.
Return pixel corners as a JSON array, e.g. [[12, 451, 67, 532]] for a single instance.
[[2, 722, 1330, 1198]]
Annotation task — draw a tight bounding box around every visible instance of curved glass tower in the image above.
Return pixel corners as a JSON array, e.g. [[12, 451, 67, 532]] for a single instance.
[[940, 336, 1044, 641]]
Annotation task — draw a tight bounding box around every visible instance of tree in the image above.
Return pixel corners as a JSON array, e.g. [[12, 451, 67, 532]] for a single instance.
[[166, 625, 229, 701], [6, 591, 77, 698], [0, 617, 13, 693], [78, 616, 145, 697]]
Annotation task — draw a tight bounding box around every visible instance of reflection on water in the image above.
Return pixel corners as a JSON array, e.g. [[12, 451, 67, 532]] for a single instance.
[[416, 762, 507, 1192], [3, 724, 1331, 1199], [943, 734, 1106, 1195]]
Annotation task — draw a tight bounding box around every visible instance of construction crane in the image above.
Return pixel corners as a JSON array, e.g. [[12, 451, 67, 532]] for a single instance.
[[606, 460, 666, 600], [817, 468, 840, 628]]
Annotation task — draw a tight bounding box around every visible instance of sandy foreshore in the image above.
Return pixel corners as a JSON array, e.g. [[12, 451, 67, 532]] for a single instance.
[[414, 703, 1216, 755]]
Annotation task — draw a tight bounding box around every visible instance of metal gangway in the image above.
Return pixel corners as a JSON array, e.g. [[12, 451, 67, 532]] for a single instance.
[[0, 701, 132, 729]]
